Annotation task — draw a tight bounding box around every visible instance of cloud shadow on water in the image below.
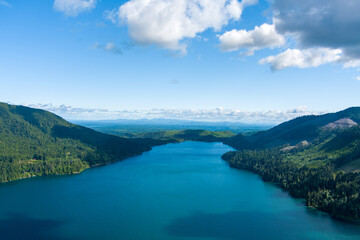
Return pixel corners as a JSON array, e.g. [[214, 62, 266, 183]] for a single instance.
[[0, 212, 67, 240], [165, 210, 316, 240]]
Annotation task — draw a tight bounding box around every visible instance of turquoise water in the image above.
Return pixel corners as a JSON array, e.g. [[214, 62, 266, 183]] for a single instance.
[[0, 141, 360, 240]]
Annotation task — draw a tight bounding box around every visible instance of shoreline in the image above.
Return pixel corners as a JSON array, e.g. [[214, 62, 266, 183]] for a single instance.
[[222, 155, 360, 224], [2, 139, 359, 225], [0, 147, 156, 185], [0, 140, 227, 184]]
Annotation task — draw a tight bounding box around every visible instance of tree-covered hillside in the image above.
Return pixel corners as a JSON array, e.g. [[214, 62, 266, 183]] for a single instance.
[[225, 107, 360, 150], [222, 108, 360, 221], [0, 103, 164, 182]]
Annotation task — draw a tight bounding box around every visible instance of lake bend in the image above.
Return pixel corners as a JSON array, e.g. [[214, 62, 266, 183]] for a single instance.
[[0, 141, 360, 240]]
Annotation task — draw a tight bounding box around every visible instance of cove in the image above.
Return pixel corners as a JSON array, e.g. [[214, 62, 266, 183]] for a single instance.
[[0, 141, 359, 240]]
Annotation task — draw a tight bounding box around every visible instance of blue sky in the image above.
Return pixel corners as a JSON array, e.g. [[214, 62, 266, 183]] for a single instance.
[[0, 0, 360, 123]]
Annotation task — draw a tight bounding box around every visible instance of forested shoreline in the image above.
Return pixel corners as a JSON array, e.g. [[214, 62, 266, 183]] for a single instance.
[[217, 107, 360, 221], [0, 103, 168, 182], [222, 128, 360, 221]]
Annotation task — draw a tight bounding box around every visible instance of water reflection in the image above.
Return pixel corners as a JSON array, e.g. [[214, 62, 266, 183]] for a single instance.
[[166, 210, 304, 240], [0, 212, 67, 240], [166, 209, 360, 240]]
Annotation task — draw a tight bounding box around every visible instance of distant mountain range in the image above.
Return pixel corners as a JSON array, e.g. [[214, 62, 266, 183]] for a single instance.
[[74, 118, 272, 135], [73, 118, 273, 127]]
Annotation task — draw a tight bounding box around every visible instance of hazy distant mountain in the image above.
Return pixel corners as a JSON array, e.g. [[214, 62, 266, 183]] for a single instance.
[[74, 118, 271, 126], [74, 118, 272, 135]]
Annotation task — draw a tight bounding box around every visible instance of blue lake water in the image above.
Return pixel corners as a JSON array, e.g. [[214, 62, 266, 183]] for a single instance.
[[0, 141, 360, 240]]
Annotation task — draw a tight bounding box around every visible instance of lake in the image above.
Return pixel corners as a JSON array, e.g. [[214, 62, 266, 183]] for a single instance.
[[0, 141, 359, 240]]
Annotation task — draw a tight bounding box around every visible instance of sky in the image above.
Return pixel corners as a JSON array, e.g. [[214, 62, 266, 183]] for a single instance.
[[0, 0, 360, 123]]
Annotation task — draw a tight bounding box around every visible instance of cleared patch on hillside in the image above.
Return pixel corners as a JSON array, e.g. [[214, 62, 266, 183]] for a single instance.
[[323, 118, 358, 130]]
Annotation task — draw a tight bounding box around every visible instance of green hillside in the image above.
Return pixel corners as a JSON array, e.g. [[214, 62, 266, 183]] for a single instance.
[[225, 107, 360, 150], [222, 108, 360, 221], [0, 103, 164, 182]]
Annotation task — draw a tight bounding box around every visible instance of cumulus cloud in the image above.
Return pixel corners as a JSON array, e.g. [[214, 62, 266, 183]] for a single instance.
[[93, 42, 122, 55], [53, 0, 96, 17], [106, 0, 258, 53], [259, 48, 342, 71], [272, 0, 360, 66], [219, 23, 285, 54], [342, 59, 360, 69], [26, 103, 321, 124], [0, 0, 11, 7]]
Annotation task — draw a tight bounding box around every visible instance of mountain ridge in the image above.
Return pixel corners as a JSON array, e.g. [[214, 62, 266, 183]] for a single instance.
[[225, 107, 360, 150]]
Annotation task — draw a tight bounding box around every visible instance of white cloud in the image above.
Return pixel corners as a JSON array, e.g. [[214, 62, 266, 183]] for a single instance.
[[93, 42, 122, 55], [272, 0, 360, 66], [342, 59, 360, 69], [107, 0, 258, 53], [259, 48, 342, 71], [225, 1, 360, 70], [53, 0, 96, 17], [0, 0, 11, 7], [27, 103, 321, 124], [356, 76, 360, 81], [219, 23, 285, 53]]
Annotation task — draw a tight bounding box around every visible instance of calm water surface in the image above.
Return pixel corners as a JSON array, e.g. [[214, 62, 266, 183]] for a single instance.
[[0, 142, 360, 240]]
